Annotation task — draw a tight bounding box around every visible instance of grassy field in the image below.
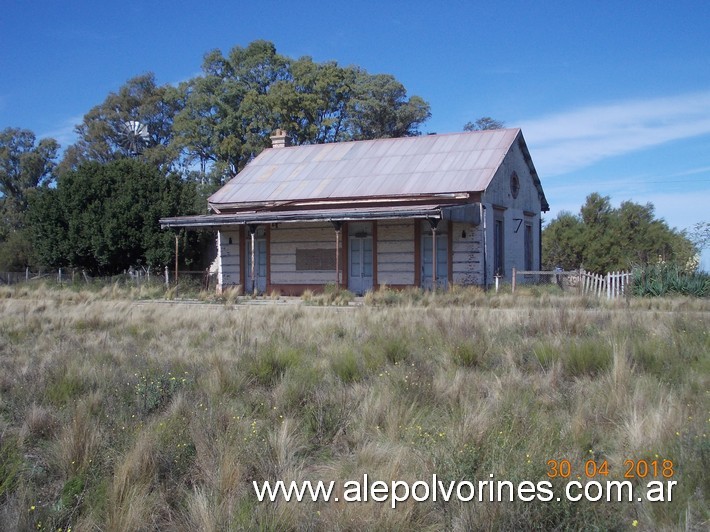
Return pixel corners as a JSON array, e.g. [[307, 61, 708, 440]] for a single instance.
[[0, 284, 708, 530]]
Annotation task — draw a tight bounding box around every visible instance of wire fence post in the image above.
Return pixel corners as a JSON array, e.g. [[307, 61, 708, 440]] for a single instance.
[[174, 234, 179, 286]]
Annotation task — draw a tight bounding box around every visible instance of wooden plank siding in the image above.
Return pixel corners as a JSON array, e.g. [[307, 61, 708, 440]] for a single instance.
[[216, 217, 484, 293], [377, 220, 416, 286], [270, 222, 342, 285], [217, 228, 241, 289], [451, 222, 484, 285]]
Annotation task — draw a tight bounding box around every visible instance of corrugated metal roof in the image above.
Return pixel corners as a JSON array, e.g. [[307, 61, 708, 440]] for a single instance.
[[208, 129, 524, 210], [161, 204, 452, 228]]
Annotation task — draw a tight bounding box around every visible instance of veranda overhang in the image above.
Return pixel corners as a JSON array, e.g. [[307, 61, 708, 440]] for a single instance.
[[160, 202, 481, 229]]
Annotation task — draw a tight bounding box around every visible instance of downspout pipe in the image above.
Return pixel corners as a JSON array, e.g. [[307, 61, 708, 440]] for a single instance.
[[480, 204, 488, 289], [538, 216, 543, 271]]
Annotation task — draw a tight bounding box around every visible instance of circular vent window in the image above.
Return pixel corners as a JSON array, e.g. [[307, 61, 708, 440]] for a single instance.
[[510, 172, 520, 199]]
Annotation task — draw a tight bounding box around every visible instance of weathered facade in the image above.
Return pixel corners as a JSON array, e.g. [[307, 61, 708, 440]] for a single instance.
[[161, 128, 548, 295]]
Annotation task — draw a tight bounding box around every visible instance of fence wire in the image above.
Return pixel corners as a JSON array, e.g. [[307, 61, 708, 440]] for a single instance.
[[511, 268, 632, 299], [0, 268, 215, 291]]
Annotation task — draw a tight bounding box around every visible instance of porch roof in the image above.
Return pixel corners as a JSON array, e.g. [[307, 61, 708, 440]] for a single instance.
[[160, 203, 472, 229]]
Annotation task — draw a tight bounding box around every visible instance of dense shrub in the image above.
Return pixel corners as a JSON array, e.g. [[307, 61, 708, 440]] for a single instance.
[[633, 263, 709, 297]]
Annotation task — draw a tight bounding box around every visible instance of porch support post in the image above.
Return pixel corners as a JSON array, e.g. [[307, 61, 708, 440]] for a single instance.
[[428, 218, 440, 290], [248, 224, 257, 295], [331, 221, 343, 289], [174, 233, 179, 285]]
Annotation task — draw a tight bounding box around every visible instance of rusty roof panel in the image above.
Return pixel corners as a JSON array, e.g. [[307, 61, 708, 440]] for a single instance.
[[209, 129, 525, 208]]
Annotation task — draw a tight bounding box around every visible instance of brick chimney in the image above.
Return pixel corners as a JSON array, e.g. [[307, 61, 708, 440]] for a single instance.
[[269, 129, 291, 148]]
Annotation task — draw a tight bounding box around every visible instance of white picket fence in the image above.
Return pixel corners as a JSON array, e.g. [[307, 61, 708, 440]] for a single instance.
[[579, 268, 631, 300], [511, 267, 632, 300]]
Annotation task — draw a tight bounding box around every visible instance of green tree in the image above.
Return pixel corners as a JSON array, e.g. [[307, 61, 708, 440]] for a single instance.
[[171, 40, 431, 182], [0, 128, 59, 269], [578, 193, 617, 272], [689, 221, 709, 250], [541, 211, 584, 270], [614, 201, 678, 265], [463, 117, 505, 131], [170, 74, 224, 178], [346, 72, 430, 140], [171, 41, 288, 181], [58, 40, 430, 186], [60, 73, 182, 175], [27, 159, 199, 274], [0, 128, 59, 224], [542, 193, 697, 273], [270, 57, 357, 145]]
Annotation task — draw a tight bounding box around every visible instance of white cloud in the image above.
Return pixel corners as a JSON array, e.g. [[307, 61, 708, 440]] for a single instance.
[[631, 190, 709, 230], [635, 189, 710, 271], [666, 165, 710, 178], [518, 91, 710, 176]]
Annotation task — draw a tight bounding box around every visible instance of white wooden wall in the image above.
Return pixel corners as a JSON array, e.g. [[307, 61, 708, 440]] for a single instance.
[[217, 228, 241, 289], [451, 221, 484, 285], [376, 220, 415, 285], [481, 138, 543, 283], [216, 218, 488, 292], [270, 222, 341, 284]]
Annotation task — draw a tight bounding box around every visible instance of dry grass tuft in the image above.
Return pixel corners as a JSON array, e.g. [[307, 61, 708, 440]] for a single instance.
[[107, 430, 160, 531], [0, 289, 707, 529], [21, 403, 59, 442], [55, 397, 103, 477]]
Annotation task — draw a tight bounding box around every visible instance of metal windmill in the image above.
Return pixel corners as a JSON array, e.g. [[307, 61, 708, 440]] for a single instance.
[[118, 120, 150, 156]]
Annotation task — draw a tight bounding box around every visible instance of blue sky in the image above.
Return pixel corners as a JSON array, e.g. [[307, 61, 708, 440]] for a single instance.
[[2, 1, 709, 268]]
